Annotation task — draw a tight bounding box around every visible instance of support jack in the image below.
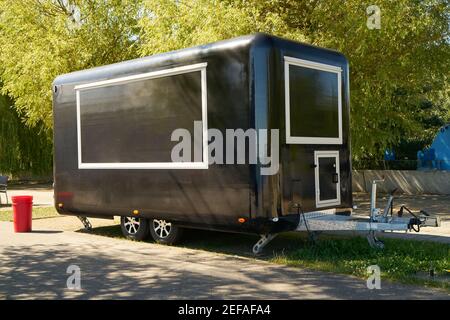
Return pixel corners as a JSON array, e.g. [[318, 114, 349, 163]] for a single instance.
[[77, 216, 92, 231], [253, 234, 277, 255], [367, 230, 385, 249]]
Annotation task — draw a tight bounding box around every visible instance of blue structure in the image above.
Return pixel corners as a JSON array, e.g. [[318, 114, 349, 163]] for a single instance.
[[384, 149, 395, 161], [418, 124, 450, 170]]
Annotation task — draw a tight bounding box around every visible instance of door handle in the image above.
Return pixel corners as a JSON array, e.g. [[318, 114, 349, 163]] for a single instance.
[[332, 173, 339, 183]]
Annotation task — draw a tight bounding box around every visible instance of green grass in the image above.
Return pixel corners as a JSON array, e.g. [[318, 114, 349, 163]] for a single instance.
[[269, 234, 450, 291], [0, 206, 59, 221], [88, 225, 450, 291]]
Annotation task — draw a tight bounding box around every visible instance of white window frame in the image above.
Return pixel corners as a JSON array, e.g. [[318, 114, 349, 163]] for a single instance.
[[284, 56, 342, 145], [314, 150, 341, 208], [74, 62, 208, 170]]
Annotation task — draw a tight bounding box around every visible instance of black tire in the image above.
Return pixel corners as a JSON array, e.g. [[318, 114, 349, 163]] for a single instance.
[[120, 216, 150, 241], [149, 219, 183, 245]]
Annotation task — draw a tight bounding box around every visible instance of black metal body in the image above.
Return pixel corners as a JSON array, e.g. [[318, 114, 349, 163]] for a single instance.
[[53, 33, 352, 234]]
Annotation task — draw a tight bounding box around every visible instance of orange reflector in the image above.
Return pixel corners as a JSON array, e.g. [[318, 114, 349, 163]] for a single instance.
[[238, 218, 246, 223], [133, 209, 139, 215], [58, 203, 63, 208]]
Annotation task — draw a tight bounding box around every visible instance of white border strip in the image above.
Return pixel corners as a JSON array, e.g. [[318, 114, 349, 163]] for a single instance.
[[284, 56, 342, 73], [314, 150, 341, 208], [76, 63, 208, 170], [74, 63, 208, 91], [284, 56, 342, 145]]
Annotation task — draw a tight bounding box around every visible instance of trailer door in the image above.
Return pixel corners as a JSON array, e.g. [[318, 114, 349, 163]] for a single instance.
[[314, 151, 341, 208]]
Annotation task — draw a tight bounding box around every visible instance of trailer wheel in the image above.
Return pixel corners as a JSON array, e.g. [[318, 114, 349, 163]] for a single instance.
[[149, 219, 183, 245], [120, 216, 149, 241]]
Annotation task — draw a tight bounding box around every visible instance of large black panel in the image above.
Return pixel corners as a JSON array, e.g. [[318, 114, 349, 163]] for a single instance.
[[79, 71, 202, 163], [289, 65, 339, 138]]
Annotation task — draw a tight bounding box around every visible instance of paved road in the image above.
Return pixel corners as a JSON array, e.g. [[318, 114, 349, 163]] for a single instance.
[[0, 222, 448, 300]]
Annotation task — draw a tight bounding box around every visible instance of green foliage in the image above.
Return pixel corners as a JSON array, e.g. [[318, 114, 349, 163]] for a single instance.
[[0, 0, 142, 175], [0, 0, 142, 131], [271, 235, 450, 290], [306, 0, 450, 160], [0, 94, 52, 176], [139, 0, 450, 159], [138, 0, 308, 55], [0, 0, 448, 165]]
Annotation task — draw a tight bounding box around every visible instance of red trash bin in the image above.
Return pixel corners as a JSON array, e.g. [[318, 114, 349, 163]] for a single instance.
[[12, 196, 33, 233]]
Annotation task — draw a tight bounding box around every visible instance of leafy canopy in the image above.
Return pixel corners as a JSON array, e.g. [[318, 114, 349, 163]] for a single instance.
[[0, 0, 142, 131], [0, 0, 448, 161], [0, 94, 52, 175], [139, 0, 450, 159]]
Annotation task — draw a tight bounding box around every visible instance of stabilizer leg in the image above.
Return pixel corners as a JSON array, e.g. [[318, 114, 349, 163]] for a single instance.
[[77, 216, 92, 231], [253, 234, 277, 255], [367, 230, 384, 249]]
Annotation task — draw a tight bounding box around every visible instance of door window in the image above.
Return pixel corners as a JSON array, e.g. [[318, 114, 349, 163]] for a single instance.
[[314, 151, 341, 207]]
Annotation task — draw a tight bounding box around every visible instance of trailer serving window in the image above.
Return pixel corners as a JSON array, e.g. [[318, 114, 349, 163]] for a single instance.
[[74, 63, 208, 169], [284, 56, 342, 145]]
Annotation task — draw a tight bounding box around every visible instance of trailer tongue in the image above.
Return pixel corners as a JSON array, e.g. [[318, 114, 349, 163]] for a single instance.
[[253, 179, 441, 254]]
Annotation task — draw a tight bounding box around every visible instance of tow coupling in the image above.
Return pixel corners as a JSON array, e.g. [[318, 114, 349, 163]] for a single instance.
[[398, 205, 441, 231]]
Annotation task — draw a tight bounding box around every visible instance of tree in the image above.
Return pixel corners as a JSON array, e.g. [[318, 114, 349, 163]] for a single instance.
[[0, 0, 143, 133], [139, 0, 450, 160], [138, 0, 309, 56], [0, 0, 448, 162], [0, 93, 52, 176], [298, 0, 450, 160]]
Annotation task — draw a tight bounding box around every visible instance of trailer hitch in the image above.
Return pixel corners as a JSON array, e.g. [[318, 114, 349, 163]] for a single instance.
[[288, 179, 443, 251], [365, 179, 439, 247], [398, 205, 441, 232]]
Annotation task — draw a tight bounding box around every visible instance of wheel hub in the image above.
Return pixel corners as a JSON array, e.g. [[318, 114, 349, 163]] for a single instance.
[[124, 217, 140, 235], [153, 219, 172, 238]]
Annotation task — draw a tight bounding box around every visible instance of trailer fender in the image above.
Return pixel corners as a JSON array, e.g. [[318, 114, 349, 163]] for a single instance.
[[247, 214, 300, 234]]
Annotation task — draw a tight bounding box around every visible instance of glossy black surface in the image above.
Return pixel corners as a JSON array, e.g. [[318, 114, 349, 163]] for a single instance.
[[289, 65, 339, 138], [318, 157, 338, 202], [53, 33, 352, 234], [80, 72, 202, 163]]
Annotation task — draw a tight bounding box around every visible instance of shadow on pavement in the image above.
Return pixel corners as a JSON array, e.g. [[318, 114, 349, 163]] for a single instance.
[[1, 241, 446, 299]]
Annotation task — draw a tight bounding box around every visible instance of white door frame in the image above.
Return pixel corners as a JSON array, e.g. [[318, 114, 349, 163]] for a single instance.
[[314, 150, 341, 208]]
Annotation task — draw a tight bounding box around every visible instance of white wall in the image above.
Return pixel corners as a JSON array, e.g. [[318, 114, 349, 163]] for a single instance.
[[352, 170, 450, 195]]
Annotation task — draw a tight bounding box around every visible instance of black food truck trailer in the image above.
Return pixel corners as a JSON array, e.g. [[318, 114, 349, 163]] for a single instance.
[[53, 33, 439, 253]]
